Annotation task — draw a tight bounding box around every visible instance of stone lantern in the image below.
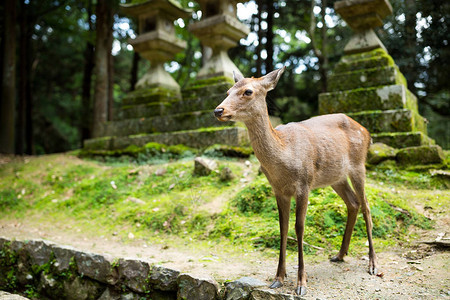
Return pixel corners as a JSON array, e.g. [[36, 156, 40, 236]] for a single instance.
[[121, 0, 191, 91], [335, 0, 392, 54], [189, 0, 250, 79]]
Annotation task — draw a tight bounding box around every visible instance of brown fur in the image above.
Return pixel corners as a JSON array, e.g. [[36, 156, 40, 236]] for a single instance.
[[215, 67, 378, 296]]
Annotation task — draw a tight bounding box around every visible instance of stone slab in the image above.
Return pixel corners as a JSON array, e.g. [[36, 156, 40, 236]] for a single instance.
[[347, 109, 426, 134], [328, 66, 406, 92], [334, 51, 394, 73], [319, 84, 418, 114], [371, 131, 434, 148], [122, 87, 181, 106], [84, 126, 250, 150], [396, 145, 445, 165], [103, 110, 227, 137]]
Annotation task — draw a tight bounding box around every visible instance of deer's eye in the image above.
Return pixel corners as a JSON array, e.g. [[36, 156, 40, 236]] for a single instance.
[[244, 89, 253, 96]]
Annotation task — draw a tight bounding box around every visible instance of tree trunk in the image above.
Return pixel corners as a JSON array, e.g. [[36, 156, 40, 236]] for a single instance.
[[129, 51, 139, 92], [108, 53, 114, 121], [92, 0, 114, 138], [0, 0, 16, 154], [255, 0, 263, 77], [404, 0, 417, 93], [81, 0, 95, 142], [265, 0, 274, 73], [319, 0, 328, 92]]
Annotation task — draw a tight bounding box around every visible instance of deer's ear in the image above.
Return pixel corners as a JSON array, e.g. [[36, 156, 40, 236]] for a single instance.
[[261, 66, 286, 91], [233, 71, 244, 83]]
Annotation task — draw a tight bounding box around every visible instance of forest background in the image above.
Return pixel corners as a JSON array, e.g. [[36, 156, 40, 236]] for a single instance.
[[0, 0, 448, 155]]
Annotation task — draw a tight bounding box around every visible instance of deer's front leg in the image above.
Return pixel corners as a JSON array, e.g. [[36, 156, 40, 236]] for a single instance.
[[294, 191, 309, 296], [269, 194, 291, 289]]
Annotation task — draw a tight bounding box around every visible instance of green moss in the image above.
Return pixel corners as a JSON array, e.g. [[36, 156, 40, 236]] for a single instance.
[[185, 76, 234, 89], [79, 141, 197, 163], [396, 145, 445, 165]]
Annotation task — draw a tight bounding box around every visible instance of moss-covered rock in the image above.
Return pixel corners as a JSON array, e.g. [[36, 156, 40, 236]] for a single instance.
[[103, 110, 230, 137], [371, 132, 434, 148], [319, 84, 416, 114], [367, 143, 397, 165], [122, 86, 181, 106], [83, 136, 114, 150], [396, 145, 445, 165], [334, 52, 394, 73], [347, 109, 426, 134], [328, 65, 406, 92]]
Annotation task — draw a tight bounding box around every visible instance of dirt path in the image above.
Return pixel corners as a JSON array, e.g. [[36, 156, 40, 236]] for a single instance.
[[1, 217, 449, 299]]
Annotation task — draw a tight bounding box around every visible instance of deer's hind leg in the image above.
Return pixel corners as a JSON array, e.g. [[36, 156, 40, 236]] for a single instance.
[[330, 180, 360, 262], [350, 167, 379, 275]]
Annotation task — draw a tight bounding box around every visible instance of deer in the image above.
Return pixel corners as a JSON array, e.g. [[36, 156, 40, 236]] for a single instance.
[[213, 67, 379, 296]]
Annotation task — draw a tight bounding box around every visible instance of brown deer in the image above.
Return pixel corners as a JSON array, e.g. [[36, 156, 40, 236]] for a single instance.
[[214, 67, 378, 296]]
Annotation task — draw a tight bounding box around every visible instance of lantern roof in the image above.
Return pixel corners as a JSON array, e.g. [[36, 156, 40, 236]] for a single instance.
[[121, 0, 192, 19]]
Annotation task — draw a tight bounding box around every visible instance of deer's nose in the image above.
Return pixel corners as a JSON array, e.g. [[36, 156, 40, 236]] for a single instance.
[[214, 108, 224, 118]]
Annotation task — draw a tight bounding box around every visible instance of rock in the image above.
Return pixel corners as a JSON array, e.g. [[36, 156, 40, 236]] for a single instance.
[[39, 273, 58, 291], [220, 167, 235, 182], [117, 258, 150, 293], [62, 276, 103, 300], [97, 287, 121, 300], [155, 168, 167, 176], [367, 143, 397, 165], [250, 289, 303, 300], [126, 197, 146, 205], [0, 291, 29, 300], [223, 277, 267, 300], [177, 274, 219, 300], [396, 145, 445, 165], [98, 289, 141, 300], [149, 265, 180, 291], [53, 245, 79, 272], [75, 251, 118, 284], [193, 157, 218, 176]]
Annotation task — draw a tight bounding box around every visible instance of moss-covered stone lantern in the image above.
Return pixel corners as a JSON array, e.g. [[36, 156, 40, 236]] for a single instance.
[[121, 0, 191, 91], [189, 0, 250, 79], [318, 0, 445, 166], [335, 0, 392, 54]]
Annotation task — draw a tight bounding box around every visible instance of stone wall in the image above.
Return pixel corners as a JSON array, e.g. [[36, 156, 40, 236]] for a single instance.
[[0, 237, 301, 300]]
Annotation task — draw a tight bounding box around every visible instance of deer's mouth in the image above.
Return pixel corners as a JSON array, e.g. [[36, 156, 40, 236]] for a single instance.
[[217, 115, 232, 122]]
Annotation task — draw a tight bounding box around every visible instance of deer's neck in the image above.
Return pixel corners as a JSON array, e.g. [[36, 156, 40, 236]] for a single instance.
[[244, 113, 284, 166]]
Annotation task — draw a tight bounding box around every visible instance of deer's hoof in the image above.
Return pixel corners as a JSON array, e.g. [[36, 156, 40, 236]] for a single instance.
[[330, 255, 344, 262], [369, 265, 378, 275], [295, 286, 307, 296], [269, 280, 283, 289]]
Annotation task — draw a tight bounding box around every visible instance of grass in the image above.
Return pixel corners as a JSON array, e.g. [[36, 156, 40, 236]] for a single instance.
[[0, 150, 448, 262]]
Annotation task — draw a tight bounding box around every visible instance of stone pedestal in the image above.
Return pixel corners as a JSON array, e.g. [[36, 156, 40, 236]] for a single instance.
[[319, 0, 444, 166], [121, 0, 191, 92], [189, 0, 249, 79]]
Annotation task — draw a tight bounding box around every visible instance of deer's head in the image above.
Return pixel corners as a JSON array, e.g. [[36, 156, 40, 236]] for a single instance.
[[214, 67, 285, 123]]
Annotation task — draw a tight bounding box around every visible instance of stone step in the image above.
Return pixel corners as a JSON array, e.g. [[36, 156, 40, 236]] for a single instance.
[[84, 126, 249, 150], [182, 76, 233, 95], [338, 48, 389, 63], [182, 81, 232, 100], [319, 85, 418, 114], [347, 109, 426, 134], [122, 87, 181, 106], [328, 66, 407, 92], [334, 53, 394, 74], [371, 132, 434, 148], [102, 110, 227, 137], [117, 94, 226, 120], [396, 145, 445, 165]]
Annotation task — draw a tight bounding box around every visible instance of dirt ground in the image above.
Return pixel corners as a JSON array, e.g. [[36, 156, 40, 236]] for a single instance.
[[0, 217, 449, 300]]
